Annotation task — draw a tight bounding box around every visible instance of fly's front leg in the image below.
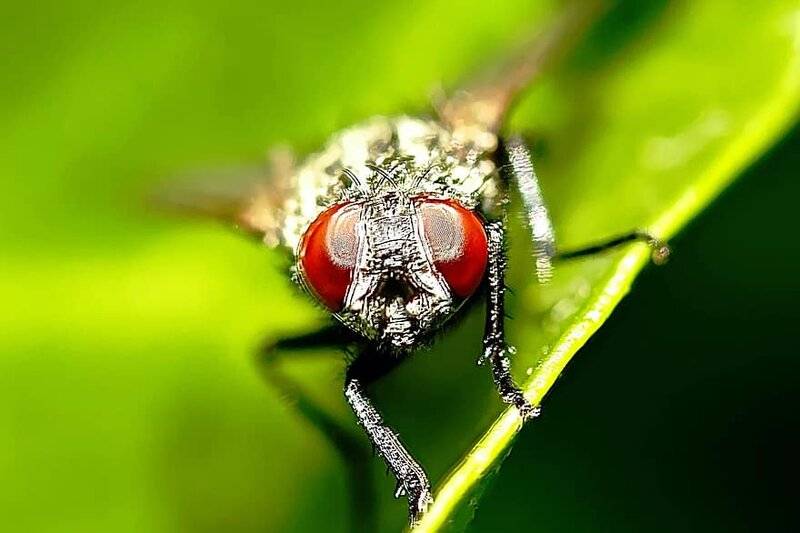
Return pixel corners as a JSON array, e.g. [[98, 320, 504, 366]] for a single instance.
[[344, 353, 432, 526], [258, 325, 376, 533], [503, 135, 670, 267], [479, 220, 538, 420]]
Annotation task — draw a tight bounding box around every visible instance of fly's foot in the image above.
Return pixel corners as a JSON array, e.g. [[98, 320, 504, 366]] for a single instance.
[[647, 237, 671, 265], [503, 387, 539, 421], [517, 400, 542, 421], [482, 344, 539, 421], [396, 472, 433, 525]]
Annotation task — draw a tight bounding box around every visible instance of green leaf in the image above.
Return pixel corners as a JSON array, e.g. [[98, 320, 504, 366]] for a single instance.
[[414, 1, 800, 531]]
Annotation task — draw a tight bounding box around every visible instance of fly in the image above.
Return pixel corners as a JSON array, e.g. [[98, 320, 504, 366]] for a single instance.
[[159, 2, 669, 527]]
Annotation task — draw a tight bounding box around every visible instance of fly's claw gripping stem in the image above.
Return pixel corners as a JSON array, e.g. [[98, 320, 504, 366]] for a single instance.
[[400, 478, 433, 526]]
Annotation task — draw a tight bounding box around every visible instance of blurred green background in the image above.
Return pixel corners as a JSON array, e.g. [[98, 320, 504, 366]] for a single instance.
[[1, 1, 797, 532]]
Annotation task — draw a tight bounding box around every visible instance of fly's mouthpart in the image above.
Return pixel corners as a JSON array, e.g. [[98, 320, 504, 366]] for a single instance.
[[382, 298, 417, 350], [338, 282, 455, 353]]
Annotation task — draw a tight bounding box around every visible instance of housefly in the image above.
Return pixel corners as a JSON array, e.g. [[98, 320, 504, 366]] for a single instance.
[[159, 2, 669, 527]]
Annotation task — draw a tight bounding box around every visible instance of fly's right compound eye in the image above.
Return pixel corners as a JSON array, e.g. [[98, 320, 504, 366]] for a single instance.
[[418, 198, 488, 299], [298, 203, 361, 311]]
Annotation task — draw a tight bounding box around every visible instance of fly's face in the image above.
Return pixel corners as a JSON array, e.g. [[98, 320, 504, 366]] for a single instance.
[[297, 191, 488, 351]]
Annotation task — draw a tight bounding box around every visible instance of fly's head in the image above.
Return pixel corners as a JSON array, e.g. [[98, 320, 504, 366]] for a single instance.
[[296, 189, 488, 353]]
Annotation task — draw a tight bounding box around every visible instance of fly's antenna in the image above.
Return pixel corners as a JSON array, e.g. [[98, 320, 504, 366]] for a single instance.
[[437, 0, 606, 133]]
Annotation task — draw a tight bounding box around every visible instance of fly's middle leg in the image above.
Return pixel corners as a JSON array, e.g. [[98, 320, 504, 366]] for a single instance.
[[555, 231, 671, 264], [502, 135, 669, 270], [503, 135, 558, 283]]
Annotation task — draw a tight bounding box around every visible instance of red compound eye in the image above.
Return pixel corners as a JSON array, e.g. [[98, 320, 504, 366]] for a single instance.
[[418, 199, 488, 298], [299, 203, 361, 311]]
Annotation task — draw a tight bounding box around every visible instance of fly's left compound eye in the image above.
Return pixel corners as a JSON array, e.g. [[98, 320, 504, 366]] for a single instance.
[[418, 199, 488, 298], [298, 203, 361, 311]]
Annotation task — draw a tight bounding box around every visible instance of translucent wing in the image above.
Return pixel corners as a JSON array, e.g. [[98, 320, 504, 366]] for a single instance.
[[152, 148, 295, 246], [437, 0, 605, 133]]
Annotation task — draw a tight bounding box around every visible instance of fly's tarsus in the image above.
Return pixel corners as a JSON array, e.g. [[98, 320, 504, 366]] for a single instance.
[[343, 373, 432, 525], [556, 230, 672, 265]]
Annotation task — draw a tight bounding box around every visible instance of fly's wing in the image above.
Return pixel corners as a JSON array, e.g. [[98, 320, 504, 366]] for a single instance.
[[437, 0, 605, 134], [152, 147, 295, 247]]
